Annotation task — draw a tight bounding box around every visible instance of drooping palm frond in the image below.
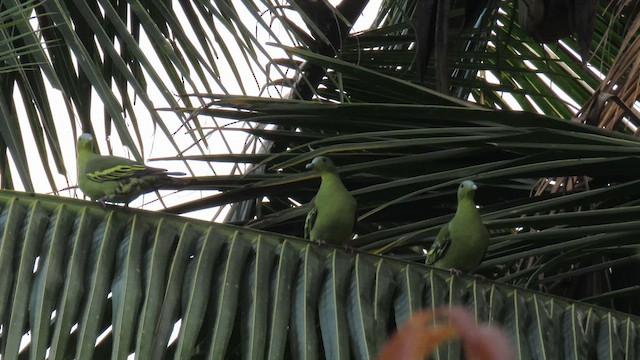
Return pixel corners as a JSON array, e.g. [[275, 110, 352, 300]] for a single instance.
[[0, 1, 55, 192], [2, 190, 640, 359]]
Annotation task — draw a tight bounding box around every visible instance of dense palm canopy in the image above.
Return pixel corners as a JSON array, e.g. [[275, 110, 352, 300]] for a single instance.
[[3, 0, 640, 357]]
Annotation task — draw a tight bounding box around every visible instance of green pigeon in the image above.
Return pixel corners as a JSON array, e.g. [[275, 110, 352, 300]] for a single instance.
[[76, 133, 185, 205], [304, 156, 357, 245], [426, 180, 489, 274]]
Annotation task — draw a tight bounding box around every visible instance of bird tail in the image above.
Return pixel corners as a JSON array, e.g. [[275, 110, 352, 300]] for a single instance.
[[158, 175, 215, 190]]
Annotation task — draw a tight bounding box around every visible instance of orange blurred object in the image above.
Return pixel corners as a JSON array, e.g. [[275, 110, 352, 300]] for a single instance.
[[376, 307, 512, 360]]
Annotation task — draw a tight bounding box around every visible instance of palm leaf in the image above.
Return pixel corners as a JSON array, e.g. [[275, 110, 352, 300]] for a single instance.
[[1, 190, 640, 358]]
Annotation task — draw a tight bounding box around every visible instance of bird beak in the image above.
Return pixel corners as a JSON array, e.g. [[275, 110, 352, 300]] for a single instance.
[[305, 163, 313, 170], [472, 184, 478, 190]]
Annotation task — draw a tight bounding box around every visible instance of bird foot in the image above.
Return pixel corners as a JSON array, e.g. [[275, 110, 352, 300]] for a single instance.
[[313, 239, 327, 246], [448, 268, 463, 277], [97, 197, 108, 209]]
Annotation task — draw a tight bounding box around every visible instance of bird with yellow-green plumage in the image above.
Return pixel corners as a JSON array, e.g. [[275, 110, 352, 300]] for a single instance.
[[426, 180, 489, 275], [304, 156, 357, 246], [76, 133, 185, 206]]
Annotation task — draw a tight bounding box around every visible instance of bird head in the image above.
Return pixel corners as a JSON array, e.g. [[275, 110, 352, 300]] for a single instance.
[[77, 133, 96, 153], [457, 180, 478, 201], [78, 133, 93, 151], [305, 156, 337, 173]]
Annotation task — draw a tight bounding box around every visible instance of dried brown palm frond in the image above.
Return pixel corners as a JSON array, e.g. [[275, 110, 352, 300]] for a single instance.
[[579, 9, 640, 132]]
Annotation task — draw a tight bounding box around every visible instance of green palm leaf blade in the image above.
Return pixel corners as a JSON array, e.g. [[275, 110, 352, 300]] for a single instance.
[[562, 304, 594, 360], [346, 254, 380, 360], [0, 92, 33, 192], [3, 201, 48, 357], [275, 45, 475, 108], [110, 215, 147, 360], [504, 289, 532, 359], [463, 282, 506, 358], [205, 231, 251, 359], [266, 240, 299, 360], [424, 271, 449, 360], [597, 313, 625, 360], [527, 295, 563, 360], [0, 198, 26, 324], [29, 205, 73, 360], [467, 280, 492, 324], [372, 259, 395, 354], [619, 317, 638, 360], [4, 190, 640, 357], [585, 308, 599, 358], [318, 249, 352, 360], [290, 244, 324, 360], [437, 277, 472, 360], [486, 284, 507, 327], [39, 1, 142, 161], [584, 309, 599, 357], [150, 223, 199, 358], [424, 270, 448, 310], [172, 228, 225, 359], [241, 236, 277, 358], [74, 211, 124, 359], [393, 265, 426, 326], [49, 208, 96, 359], [135, 220, 181, 358], [548, 298, 567, 357]]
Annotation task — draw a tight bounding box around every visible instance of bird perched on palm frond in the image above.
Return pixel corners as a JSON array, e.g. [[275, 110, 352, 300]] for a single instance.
[[426, 180, 489, 275], [76, 133, 185, 206], [304, 156, 357, 246]]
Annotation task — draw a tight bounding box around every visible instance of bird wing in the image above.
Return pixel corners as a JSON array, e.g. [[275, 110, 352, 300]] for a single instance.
[[84, 155, 166, 183], [86, 164, 147, 183], [426, 224, 451, 265], [304, 198, 317, 239]]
